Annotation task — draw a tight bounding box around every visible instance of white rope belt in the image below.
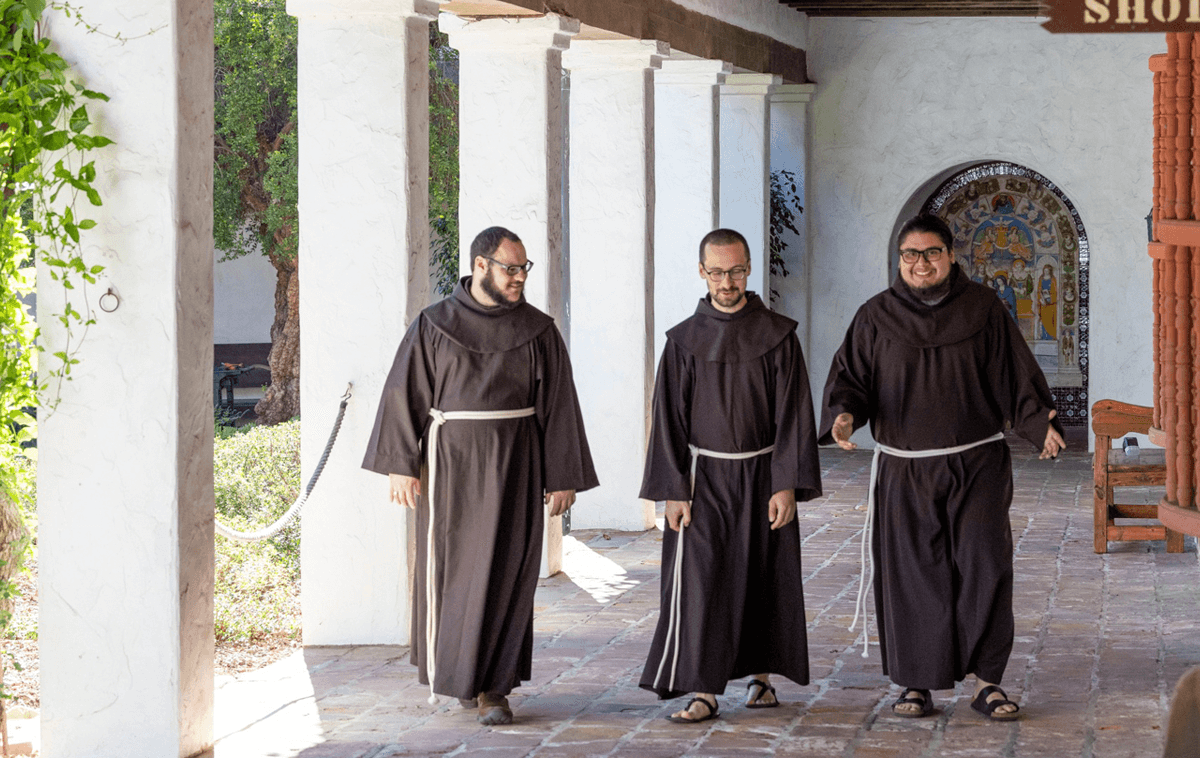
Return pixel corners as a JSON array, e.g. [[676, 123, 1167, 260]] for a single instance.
[[423, 406, 536, 704], [653, 443, 775, 692], [850, 431, 1006, 658]]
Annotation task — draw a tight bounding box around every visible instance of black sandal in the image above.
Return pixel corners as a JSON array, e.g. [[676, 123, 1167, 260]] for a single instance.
[[666, 696, 719, 723], [892, 687, 933, 718], [971, 685, 1020, 721], [745, 679, 779, 708]]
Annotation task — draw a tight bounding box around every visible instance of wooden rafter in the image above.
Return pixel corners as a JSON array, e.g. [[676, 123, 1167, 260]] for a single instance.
[[778, 0, 1043, 17]]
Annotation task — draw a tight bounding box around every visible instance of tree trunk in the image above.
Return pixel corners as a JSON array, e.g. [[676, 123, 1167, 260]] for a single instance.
[[255, 257, 300, 425]]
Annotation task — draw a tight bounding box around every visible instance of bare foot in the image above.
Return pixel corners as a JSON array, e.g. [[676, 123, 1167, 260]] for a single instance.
[[669, 694, 717, 722], [974, 679, 1018, 719], [892, 687, 932, 717], [746, 676, 778, 707]]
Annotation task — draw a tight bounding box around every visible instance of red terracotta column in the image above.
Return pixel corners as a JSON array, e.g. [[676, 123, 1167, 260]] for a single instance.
[[1174, 34, 1194, 509], [1152, 52, 1164, 434], [1162, 34, 1180, 505]]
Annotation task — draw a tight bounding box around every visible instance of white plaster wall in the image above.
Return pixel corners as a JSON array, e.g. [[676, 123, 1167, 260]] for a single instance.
[[39, 1, 214, 755], [720, 74, 777, 300], [771, 90, 813, 356], [807, 18, 1160, 444], [565, 41, 661, 531], [214, 247, 275, 344], [291, 0, 435, 645], [674, 0, 807, 51], [653, 60, 727, 361], [445, 14, 575, 324]]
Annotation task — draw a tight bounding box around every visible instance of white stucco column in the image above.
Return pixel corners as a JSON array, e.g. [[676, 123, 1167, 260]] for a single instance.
[[442, 13, 578, 324], [289, 0, 436, 645], [38, 2, 214, 756], [653, 59, 731, 360], [564, 40, 666, 531], [720, 73, 781, 301], [443, 13, 576, 576], [770, 83, 816, 355]]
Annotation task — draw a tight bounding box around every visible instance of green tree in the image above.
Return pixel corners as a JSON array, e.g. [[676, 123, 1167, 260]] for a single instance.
[[213, 0, 299, 425], [213, 5, 462, 423], [429, 28, 459, 297]]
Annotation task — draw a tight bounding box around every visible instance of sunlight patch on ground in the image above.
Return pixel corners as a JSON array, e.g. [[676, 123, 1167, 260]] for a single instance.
[[562, 535, 640, 603], [214, 650, 323, 757]]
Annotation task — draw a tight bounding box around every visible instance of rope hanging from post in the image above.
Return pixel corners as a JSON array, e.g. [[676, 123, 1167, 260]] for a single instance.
[[215, 383, 353, 543]]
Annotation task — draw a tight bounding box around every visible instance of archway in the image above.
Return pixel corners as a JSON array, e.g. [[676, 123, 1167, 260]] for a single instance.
[[912, 161, 1090, 426]]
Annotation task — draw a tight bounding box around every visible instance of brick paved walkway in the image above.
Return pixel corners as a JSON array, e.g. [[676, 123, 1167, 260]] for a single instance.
[[213, 446, 1200, 757]]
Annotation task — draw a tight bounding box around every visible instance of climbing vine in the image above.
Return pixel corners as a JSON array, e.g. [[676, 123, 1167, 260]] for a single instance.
[[0, 0, 113, 729], [0, 0, 112, 483]]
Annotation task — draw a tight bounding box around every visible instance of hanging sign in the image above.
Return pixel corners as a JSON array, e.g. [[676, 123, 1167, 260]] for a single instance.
[[1042, 0, 1200, 31]]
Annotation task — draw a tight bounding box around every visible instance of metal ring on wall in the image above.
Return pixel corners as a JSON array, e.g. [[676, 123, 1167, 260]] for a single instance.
[[99, 288, 120, 313]]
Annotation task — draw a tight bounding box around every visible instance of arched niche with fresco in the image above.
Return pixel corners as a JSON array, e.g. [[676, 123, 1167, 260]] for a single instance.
[[919, 161, 1089, 426]]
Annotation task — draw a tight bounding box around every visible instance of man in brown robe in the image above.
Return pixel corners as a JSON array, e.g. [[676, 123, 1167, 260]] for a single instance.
[[638, 228, 822, 723], [820, 213, 1065, 721], [362, 226, 599, 725]]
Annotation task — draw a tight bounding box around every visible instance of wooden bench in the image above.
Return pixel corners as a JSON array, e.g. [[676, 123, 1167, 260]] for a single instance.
[[1092, 399, 1183, 553]]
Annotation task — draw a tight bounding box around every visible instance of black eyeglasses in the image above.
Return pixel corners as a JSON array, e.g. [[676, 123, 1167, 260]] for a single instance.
[[701, 264, 750, 282], [481, 256, 534, 276], [899, 246, 947, 264]]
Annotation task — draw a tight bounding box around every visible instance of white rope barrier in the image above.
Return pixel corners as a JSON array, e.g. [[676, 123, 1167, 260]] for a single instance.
[[214, 383, 353, 543]]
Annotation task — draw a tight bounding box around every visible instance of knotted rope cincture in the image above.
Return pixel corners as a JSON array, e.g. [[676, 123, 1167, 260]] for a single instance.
[[215, 383, 353, 543], [849, 431, 1006, 658], [422, 406, 537, 706], [653, 443, 775, 693]]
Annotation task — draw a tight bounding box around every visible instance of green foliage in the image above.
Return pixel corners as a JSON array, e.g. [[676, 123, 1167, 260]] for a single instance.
[[0, 0, 111, 672], [768, 169, 803, 304], [429, 29, 460, 297], [213, 0, 298, 262], [213, 419, 300, 641], [0, 0, 111, 485]]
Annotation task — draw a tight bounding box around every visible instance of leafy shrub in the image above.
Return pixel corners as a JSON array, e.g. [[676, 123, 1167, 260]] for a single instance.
[[213, 419, 301, 641]]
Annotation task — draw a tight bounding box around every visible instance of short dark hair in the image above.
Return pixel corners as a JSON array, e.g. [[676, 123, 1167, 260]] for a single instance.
[[897, 214, 953, 252], [470, 226, 522, 264], [698, 228, 750, 265]]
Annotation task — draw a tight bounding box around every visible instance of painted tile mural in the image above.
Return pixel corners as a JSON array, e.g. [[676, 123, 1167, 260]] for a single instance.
[[923, 162, 1089, 424]]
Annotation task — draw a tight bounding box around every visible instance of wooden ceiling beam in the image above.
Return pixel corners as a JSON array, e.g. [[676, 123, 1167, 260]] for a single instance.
[[779, 0, 1043, 16], [444, 0, 809, 82]]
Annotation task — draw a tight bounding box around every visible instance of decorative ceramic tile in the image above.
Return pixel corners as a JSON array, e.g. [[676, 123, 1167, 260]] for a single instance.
[[923, 162, 1089, 425]]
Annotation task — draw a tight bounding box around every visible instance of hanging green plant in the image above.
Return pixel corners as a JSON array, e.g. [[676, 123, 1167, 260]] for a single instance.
[[2, 0, 113, 440], [0, 0, 114, 730]]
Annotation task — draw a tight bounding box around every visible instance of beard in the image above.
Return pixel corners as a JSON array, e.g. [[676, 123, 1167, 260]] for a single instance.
[[908, 270, 953, 301], [480, 267, 522, 304], [713, 286, 746, 309]]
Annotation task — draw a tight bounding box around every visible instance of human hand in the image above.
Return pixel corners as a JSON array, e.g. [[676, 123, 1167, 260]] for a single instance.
[[545, 489, 576, 517], [389, 473, 420, 509], [768, 489, 797, 530], [1040, 409, 1066, 460], [665, 500, 691, 531], [831, 413, 857, 450]]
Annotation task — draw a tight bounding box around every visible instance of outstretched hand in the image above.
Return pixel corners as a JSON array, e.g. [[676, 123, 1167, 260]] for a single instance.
[[831, 412, 857, 450], [1041, 409, 1066, 460], [389, 473, 420, 509]]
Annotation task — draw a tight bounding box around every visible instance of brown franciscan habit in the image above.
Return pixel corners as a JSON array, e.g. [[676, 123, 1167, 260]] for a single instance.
[[363, 278, 598, 700]]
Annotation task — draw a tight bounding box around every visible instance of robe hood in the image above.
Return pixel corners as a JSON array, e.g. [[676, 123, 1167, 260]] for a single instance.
[[872, 264, 999, 348], [424, 276, 554, 353], [667, 292, 798, 363]]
